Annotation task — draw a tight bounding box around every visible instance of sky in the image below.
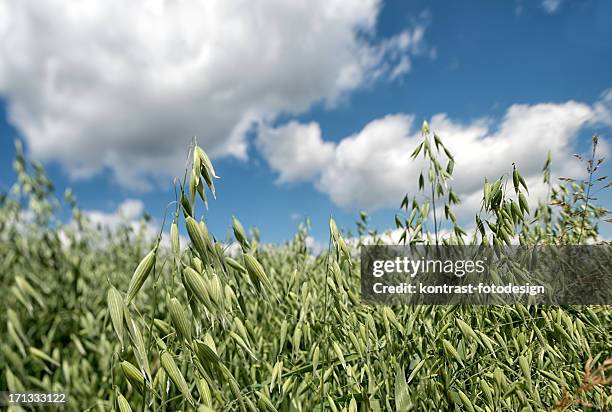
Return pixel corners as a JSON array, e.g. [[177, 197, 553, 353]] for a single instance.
[[1, 0, 611, 246]]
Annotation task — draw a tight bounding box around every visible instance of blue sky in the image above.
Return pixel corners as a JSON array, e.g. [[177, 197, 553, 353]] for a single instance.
[[0, 0, 611, 245]]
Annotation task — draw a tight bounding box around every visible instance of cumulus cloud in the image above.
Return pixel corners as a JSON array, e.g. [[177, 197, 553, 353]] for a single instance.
[[0, 0, 431, 190], [81, 198, 194, 250], [305, 235, 326, 255], [318, 114, 423, 210], [84, 199, 145, 230], [257, 121, 335, 183], [258, 97, 608, 217]]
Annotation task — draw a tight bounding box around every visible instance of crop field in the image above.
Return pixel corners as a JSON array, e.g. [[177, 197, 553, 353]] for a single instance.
[[1, 130, 611, 411]]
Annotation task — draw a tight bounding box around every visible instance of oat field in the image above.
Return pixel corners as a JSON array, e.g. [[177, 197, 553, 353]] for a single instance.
[[1, 131, 611, 411]]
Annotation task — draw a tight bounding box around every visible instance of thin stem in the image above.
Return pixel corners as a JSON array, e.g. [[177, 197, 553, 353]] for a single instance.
[[319, 223, 334, 411], [577, 142, 597, 244]]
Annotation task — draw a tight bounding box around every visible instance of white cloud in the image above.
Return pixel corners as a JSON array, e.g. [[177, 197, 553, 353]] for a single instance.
[[84, 199, 145, 230], [258, 97, 607, 218], [318, 114, 422, 210], [81, 198, 194, 250], [591, 89, 612, 126], [305, 235, 326, 255], [542, 0, 562, 13], [0, 0, 431, 190], [257, 121, 335, 183]]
